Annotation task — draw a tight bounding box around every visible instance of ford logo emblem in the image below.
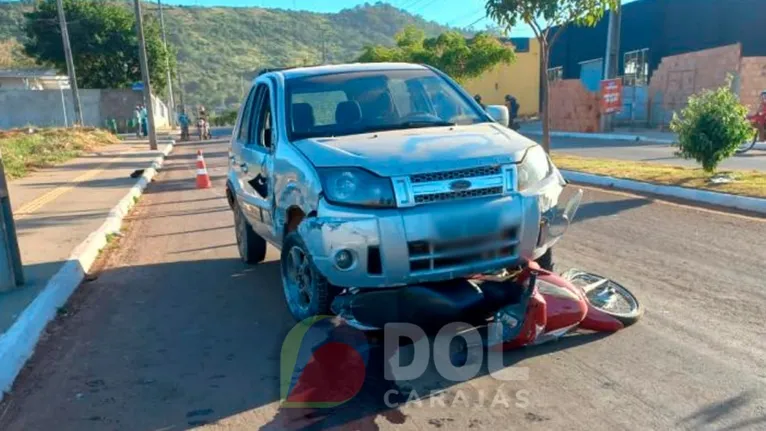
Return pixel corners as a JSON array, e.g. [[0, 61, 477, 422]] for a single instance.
[[449, 179, 472, 191]]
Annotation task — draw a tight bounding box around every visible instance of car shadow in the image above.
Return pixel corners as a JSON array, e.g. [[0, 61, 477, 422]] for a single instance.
[[573, 198, 651, 224]]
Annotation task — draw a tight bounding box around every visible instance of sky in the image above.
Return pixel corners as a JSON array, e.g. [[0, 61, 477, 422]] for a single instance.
[[164, 0, 638, 38]]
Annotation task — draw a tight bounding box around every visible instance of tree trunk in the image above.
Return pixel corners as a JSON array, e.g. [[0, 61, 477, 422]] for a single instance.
[[540, 46, 551, 153]]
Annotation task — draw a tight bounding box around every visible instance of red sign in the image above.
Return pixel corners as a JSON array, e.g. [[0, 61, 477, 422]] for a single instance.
[[600, 79, 623, 114]]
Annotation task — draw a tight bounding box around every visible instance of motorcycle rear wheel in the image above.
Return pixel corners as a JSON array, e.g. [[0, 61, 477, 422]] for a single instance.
[[561, 269, 644, 326]]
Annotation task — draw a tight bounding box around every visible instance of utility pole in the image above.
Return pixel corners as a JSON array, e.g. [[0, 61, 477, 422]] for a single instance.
[[177, 66, 186, 114], [55, 0, 83, 126], [134, 0, 158, 150], [600, 1, 622, 132], [157, 0, 176, 128]]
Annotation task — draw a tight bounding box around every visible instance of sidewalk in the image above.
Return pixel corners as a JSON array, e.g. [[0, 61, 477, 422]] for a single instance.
[[0, 138, 172, 395], [518, 121, 677, 143]]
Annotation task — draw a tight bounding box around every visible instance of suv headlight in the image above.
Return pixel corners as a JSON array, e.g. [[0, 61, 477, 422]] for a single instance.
[[517, 145, 552, 192], [318, 167, 396, 208]]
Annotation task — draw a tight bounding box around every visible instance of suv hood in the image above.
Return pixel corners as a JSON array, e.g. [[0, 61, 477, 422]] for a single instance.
[[293, 123, 535, 177]]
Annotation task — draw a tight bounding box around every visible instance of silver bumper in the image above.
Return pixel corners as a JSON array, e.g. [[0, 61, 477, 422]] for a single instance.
[[298, 193, 544, 289]]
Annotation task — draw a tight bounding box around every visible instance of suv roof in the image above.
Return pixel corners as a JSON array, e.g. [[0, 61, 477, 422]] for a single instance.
[[257, 62, 430, 81]]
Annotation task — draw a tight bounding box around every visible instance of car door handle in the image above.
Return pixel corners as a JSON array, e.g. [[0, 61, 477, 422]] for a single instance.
[[240, 163, 248, 173]]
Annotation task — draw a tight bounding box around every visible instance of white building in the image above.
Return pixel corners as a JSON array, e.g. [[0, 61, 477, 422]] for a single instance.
[[0, 69, 70, 90]]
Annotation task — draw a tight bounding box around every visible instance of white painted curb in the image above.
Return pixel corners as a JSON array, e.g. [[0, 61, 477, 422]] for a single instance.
[[562, 170, 766, 215], [0, 141, 175, 399], [524, 130, 675, 145]]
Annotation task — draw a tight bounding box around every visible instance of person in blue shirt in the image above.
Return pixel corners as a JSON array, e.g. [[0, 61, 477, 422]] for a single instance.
[[140, 105, 148, 137], [178, 110, 190, 140]]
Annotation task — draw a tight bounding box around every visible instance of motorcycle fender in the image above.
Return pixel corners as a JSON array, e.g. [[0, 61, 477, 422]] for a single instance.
[[579, 307, 624, 332]]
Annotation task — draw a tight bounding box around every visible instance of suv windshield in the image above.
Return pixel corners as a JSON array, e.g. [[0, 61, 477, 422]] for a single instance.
[[285, 68, 489, 141]]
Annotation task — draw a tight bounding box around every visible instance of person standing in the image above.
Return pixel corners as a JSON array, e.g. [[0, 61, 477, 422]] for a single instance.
[[134, 105, 142, 138], [140, 104, 149, 137], [178, 110, 190, 141], [474, 94, 486, 110], [505, 94, 520, 130]]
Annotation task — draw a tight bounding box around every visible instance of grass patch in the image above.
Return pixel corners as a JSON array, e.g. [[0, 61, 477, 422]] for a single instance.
[[0, 127, 120, 179], [551, 153, 766, 199]]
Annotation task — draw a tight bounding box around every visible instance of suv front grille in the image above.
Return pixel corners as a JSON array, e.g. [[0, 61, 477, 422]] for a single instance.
[[408, 228, 519, 274], [414, 186, 504, 204], [410, 166, 502, 184]]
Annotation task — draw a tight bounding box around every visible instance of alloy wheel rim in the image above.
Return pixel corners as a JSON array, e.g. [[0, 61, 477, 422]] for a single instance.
[[285, 246, 312, 311]]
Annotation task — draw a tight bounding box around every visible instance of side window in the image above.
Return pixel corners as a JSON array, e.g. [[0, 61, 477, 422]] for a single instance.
[[252, 85, 274, 150], [237, 86, 260, 144], [237, 86, 258, 142]]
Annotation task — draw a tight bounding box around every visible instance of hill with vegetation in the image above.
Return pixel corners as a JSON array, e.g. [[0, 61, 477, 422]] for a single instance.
[[0, 1, 454, 108]]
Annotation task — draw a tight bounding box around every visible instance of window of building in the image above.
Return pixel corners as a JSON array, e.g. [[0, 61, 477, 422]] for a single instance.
[[623, 48, 649, 86], [547, 67, 563, 82]]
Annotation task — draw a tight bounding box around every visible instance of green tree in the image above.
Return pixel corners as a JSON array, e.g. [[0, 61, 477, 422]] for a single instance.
[[486, 0, 617, 152], [670, 77, 754, 173], [357, 25, 515, 84], [22, 0, 173, 95]]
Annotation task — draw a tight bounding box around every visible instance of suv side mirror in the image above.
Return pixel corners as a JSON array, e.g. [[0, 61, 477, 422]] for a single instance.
[[485, 105, 509, 127]]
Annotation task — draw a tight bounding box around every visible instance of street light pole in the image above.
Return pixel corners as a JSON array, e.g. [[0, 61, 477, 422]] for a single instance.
[[133, 0, 158, 150], [157, 0, 176, 128], [55, 0, 83, 126]]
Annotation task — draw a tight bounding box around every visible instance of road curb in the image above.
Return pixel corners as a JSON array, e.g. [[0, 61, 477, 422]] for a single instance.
[[562, 169, 766, 216], [0, 141, 175, 399], [523, 130, 675, 145]]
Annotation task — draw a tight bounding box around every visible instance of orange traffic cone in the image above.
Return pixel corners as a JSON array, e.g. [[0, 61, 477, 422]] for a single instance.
[[196, 149, 212, 189]]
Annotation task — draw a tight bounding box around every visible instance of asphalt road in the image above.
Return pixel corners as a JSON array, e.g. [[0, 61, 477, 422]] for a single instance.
[[1, 138, 765, 430], [538, 135, 766, 171]]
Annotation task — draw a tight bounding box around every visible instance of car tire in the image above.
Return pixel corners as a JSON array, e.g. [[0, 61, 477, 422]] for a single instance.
[[233, 201, 267, 264], [280, 231, 333, 322], [536, 248, 554, 272]]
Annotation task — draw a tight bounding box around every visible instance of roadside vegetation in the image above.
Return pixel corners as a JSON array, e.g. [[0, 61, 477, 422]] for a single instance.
[[0, 127, 119, 179], [552, 153, 766, 198], [358, 25, 514, 83], [210, 109, 238, 126], [670, 76, 755, 173]]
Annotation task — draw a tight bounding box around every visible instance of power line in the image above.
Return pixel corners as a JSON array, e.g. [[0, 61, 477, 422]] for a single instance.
[[445, 7, 484, 26], [464, 15, 488, 29], [412, 0, 439, 14]]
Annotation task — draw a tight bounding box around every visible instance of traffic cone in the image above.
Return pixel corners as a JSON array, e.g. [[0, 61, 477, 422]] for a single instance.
[[196, 149, 212, 189]]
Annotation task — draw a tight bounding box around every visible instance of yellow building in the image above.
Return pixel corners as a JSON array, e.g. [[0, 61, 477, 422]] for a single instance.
[[462, 37, 540, 117]]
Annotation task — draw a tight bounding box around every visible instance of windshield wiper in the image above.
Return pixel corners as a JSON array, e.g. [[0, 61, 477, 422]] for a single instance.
[[369, 121, 456, 132]]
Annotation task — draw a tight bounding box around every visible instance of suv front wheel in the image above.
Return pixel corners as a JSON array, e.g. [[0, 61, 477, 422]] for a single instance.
[[280, 232, 333, 321], [233, 201, 267, 264]]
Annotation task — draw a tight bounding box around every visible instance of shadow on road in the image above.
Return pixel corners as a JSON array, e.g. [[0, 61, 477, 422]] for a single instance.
[[679, 390, 766, 431], [574, 198, 651, 224], [0, 255, 614, 431]]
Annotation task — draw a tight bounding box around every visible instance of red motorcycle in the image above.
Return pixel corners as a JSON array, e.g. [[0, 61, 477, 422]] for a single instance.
[[331, 189, 643, 344], [738, 92, 766, 154], [471, 262, 642, 350]]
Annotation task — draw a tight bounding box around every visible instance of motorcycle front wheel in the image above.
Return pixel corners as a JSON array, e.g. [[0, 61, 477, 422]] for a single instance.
[[736, 130, 758, 154], [561, 269, 644, 326]]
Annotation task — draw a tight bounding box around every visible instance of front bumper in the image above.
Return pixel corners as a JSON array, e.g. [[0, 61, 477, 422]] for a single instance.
[[298, 191, 548, 289]]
